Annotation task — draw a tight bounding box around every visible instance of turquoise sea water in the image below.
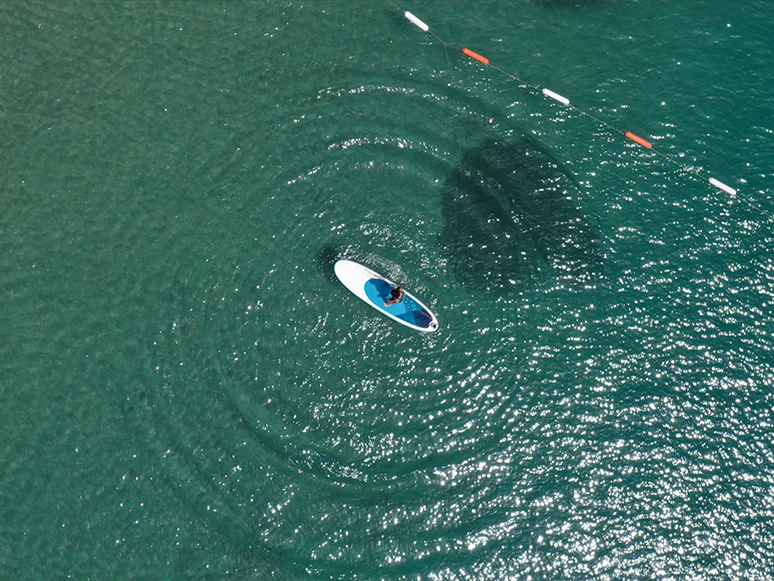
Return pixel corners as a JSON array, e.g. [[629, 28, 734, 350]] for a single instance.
[[2, 1, 773, 579]]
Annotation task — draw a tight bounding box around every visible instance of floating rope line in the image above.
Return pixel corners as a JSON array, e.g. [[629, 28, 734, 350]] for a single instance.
[[386, 3, 771, 220]]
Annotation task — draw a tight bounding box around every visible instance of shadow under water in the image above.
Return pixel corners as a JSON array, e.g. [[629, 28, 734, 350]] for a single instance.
[[441, 137, 602, 293], [316, 243, 346, 284]]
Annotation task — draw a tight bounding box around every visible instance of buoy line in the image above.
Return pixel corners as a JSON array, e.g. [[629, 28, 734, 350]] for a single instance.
[[385, 2, 771, 221]]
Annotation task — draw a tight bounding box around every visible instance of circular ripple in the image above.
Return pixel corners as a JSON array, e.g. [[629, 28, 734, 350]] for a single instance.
[[144, 5, 774, 579]]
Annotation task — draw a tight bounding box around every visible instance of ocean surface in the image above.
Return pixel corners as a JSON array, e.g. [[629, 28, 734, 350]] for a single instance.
[[2, 1, 773, 579]]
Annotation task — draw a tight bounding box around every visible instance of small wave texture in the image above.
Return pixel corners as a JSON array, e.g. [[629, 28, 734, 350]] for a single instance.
[[1, 2, 773, 580]]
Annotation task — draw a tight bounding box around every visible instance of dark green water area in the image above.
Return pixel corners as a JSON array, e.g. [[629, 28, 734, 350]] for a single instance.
[[1, 1, 773, 579]]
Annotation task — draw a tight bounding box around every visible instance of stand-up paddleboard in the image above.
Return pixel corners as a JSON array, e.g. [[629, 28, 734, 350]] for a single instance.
[[334, 259, 439, 332]]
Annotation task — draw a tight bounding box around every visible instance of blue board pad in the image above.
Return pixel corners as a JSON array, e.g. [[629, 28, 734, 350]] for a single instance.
[[364, 279, 434, 329]]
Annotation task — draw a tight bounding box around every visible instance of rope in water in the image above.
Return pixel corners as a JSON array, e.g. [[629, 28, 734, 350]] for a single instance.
[[386, 2, 771, 221]]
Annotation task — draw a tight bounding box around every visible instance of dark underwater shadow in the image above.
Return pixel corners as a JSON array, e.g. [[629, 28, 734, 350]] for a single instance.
[[316, 243, 345, 284], [440, 136, 602, 293]]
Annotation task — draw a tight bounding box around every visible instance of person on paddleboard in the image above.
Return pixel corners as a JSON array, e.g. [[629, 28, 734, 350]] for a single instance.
[[384, 284, 405, 307]]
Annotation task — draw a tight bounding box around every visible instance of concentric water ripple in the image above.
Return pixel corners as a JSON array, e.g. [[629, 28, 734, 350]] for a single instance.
[[146, 7, 774, 575], [147, 62, 774, 574]]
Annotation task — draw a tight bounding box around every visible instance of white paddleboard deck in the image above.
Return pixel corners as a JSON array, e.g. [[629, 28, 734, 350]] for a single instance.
[[334, 259, 439, 332]]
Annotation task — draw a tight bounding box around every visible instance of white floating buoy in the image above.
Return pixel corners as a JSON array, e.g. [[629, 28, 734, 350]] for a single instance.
[[709, 177, 737, 196], [542, 88, 570, 106], [404, 11, 429, 32]]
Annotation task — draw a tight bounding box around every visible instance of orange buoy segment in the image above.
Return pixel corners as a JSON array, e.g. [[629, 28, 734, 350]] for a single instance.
[[463, 48, 490, 65], [625, 131, 653, 149]]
